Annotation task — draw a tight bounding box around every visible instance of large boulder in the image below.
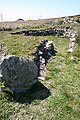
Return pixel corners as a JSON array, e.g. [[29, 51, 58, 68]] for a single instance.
[[0, 55, 38, 93]]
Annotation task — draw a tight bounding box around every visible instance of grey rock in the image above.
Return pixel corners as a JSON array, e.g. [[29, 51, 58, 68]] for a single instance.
[[0, 55, 38, 93]]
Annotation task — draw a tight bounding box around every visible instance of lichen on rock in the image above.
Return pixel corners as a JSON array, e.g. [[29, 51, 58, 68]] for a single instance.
[[0, 55, 38, 93]]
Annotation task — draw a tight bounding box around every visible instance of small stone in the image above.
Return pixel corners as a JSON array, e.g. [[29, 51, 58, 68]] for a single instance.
[[67, 48, 73, 52], [70, 56, 74, 60], [38, 77, 45, 80]]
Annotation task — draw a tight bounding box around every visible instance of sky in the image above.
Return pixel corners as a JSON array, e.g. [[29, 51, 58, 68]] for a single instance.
[[0, 0, 80, 21]]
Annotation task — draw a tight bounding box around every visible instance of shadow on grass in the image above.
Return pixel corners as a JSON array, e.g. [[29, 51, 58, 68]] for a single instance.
[[5, 81, 51, 104]]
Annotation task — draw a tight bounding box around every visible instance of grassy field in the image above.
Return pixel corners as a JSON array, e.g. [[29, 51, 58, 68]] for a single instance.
[[0, 23, 80, 120]]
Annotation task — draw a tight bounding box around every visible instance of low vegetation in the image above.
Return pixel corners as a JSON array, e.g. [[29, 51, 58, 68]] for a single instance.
[[0, 22, 80, 120]]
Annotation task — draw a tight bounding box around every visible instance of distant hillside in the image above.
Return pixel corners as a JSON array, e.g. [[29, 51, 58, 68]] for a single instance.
[[0, 14, 80, 30]]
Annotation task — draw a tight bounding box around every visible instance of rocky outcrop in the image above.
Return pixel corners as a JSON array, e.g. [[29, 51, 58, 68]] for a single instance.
[[0, 55, 38, 93]]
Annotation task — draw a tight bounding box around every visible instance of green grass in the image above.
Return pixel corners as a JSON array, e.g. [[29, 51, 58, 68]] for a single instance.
[[0, 24, 80, 120]]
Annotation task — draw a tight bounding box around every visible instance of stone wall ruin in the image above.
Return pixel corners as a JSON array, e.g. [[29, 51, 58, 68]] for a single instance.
[[11, 28, 65, 37], [34, 40, 57, 80]]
